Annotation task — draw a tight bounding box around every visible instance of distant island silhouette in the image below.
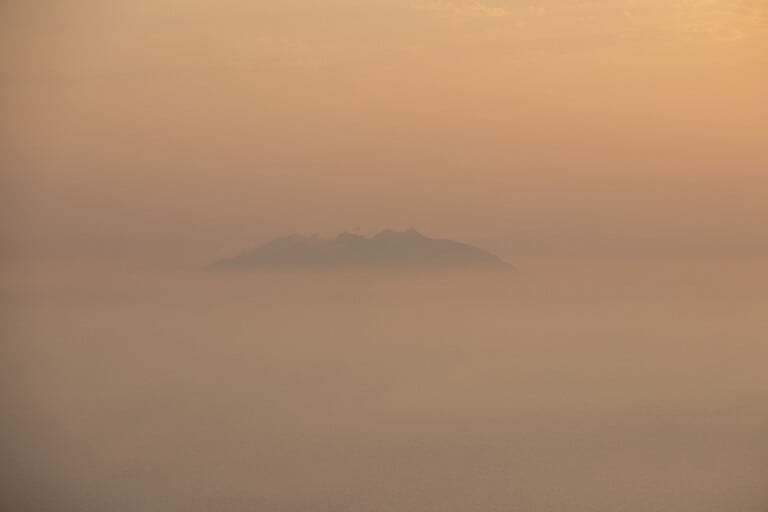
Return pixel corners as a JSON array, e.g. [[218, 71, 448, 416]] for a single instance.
[[211, 229, 513, 271]]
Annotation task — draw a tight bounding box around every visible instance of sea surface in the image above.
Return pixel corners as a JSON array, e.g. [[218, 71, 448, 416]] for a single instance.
[[3, 260, 767, 511]]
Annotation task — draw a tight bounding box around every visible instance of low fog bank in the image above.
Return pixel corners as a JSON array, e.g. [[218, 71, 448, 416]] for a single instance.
[[3, 259, 768, 511]]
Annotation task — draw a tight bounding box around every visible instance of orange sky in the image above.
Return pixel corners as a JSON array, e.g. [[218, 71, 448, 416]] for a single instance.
[[2, 0, 767, 264]]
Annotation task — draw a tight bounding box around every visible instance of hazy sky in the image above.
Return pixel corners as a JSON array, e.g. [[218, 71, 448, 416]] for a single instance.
[[2, 0, 767, 263]]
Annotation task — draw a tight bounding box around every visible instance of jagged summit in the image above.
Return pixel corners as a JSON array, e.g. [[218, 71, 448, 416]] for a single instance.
[[211, 229, 512, 271]]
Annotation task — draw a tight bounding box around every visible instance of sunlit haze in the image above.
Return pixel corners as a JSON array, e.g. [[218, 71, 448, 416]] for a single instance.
[[2, 2, 767, 511]]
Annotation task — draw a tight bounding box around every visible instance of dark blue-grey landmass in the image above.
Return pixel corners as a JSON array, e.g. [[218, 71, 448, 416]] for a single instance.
[[211, 229, 513, 271]]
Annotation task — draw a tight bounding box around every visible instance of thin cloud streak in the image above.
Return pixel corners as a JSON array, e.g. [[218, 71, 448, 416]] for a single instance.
[[417, 1, 510, 18]]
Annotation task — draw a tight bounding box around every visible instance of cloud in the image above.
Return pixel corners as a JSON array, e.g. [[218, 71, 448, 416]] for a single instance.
[[418, 1, 509, 18], [668, 0, 767, 41]]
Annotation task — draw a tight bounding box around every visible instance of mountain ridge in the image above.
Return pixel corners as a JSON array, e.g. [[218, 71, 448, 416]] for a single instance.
[[211, 229, 513, 271]]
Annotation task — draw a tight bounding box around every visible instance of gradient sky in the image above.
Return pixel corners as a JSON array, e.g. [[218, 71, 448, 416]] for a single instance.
[[2, 0, 767, 264]]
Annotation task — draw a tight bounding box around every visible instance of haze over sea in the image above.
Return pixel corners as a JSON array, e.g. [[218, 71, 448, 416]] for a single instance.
[[3, 255, 767, 511]]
